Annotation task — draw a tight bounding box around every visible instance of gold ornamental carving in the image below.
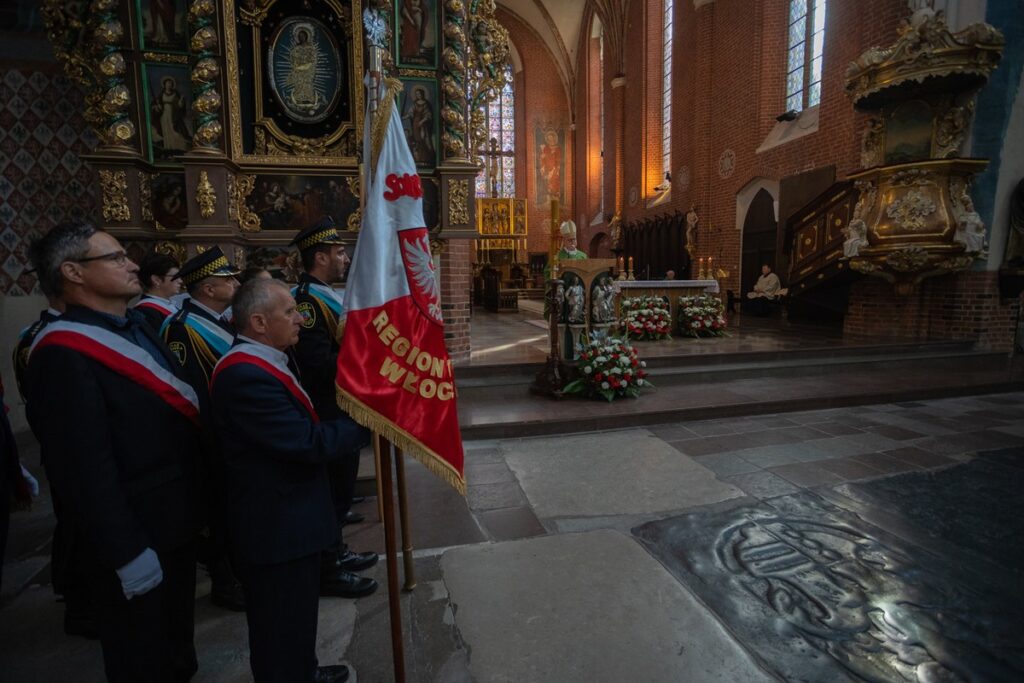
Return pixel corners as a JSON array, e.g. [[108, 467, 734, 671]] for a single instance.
[[144, 52, 189, 64], [233, 246, 246, 269], [98, 169, 131, 221], [139, 172, 153, 222], [466, 0, 511, 164], [42, 0, 137, 150], [155, 240, 187, 265], [441, 0, 469, 160], [885, 189, 936, 232], [448, 179, 470, 226], [253, 126, 356, 158], [196, 171, 217, 218], [233, 174, 262, 232], [189, 0, 223, 152], [845, 11, 1004, 110]]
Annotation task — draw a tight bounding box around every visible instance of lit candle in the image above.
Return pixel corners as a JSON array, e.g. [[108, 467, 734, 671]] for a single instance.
[[628, 256, 634, 271], [708, 256, 713, 275], [699, 257, 705, 269], [618, 256, 625, 273]]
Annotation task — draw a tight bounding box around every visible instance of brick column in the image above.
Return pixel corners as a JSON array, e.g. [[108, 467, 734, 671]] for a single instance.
[[611, 75, 627, 217], [439, 239, 472, 362]]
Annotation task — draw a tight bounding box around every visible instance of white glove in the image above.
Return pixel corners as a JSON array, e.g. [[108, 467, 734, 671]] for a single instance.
[[116, 548, 164, 600]]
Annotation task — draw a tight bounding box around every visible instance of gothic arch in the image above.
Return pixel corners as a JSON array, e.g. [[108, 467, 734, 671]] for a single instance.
[[735, 176, 780, 233]]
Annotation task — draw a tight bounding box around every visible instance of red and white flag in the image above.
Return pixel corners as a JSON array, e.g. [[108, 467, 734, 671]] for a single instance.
[[335, 81, 465, 494]]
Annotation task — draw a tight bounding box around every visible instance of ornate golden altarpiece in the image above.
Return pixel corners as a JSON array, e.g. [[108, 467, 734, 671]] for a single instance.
[[42, 0, 510, 271]]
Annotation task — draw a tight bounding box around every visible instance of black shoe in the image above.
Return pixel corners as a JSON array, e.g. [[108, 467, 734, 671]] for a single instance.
[[342, 510, 365, 526], [320, 571, 378, 598], [339, 549, 378, 572], [313, 664, 350, 683], [210, 581, 247, 612]]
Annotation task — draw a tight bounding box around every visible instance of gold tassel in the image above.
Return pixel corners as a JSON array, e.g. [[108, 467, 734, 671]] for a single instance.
[[337, 386, 467, 496], [369, 77, 403, 174]]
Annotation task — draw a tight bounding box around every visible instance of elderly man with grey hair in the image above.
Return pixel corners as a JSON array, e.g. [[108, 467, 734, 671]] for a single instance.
[[210, 277, 369, 683], [26, 220, 203, 681]]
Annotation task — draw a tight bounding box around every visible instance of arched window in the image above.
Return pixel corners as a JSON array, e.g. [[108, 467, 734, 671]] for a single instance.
[[475, 63, 516, 198], [662, 0, 673, 179], [786, 0, 827, 112]]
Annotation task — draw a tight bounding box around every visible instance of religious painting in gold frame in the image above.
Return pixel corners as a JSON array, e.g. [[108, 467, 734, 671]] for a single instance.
[[223, 0, 364, 168]]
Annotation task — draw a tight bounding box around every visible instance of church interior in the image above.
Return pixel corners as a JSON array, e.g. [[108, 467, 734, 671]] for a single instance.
[[2, 0, 1024, 681]]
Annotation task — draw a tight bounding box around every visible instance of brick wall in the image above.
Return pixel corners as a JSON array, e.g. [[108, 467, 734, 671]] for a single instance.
[[844, 272, 1023, 351], [496, 8, 572, 257], [440, 239, 471, 362]]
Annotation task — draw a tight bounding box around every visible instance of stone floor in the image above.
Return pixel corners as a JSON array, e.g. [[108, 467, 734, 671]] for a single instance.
[[3, 392, 1023, 682], [465, 306, 860, 366]]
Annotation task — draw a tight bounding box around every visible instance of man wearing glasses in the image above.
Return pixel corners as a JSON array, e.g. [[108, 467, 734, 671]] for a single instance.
[[26, 220, 203, 682], [162, 246, 246, 612]]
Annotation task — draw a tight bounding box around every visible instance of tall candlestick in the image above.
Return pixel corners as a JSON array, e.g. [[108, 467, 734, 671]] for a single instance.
[[707, 256, 713, 278], [628, 256, 633, 271], [618, 256, 625, 273]]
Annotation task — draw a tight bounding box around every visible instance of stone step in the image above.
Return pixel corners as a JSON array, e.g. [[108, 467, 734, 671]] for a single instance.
[[456, 352, 1023, 439], [455, 340, 979, 388]]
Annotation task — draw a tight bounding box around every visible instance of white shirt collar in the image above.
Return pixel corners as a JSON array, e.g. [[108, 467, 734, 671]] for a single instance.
[[237, 335, 289, 366], [190, 298, 227, 320]]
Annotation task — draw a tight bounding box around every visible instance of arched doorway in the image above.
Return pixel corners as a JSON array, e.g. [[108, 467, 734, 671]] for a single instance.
[[740, 188, 778, 294], [589, 232, 610, 258]]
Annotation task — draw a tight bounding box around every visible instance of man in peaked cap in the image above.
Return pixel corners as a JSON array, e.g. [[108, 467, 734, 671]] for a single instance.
[[162, 245, 246, 611], [290, 218, 378, 599]]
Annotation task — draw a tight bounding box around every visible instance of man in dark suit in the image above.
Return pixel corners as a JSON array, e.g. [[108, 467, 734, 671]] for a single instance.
[[133, 251, 182, 333], [290, 219, 377, 599], [162, 246, 245, 610], [26, 220, 203, 682], [211, 278, 369, 683]]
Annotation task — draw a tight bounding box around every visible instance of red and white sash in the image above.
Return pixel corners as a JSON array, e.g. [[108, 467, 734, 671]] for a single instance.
[[134, 296, 176, 319], [212, 341, 318, 422], [30, 320, 200, 425]]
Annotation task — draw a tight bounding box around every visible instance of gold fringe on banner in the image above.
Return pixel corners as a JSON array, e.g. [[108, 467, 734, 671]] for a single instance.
[[337, 385, 467, 496], [370, 77, 404, 174]]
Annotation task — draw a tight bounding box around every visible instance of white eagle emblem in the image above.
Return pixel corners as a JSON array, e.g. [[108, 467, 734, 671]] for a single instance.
[[400, 229, 443, 324]]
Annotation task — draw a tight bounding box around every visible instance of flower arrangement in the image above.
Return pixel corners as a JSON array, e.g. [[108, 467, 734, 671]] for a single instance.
[[563, 336, 652, 401], [677, 293, 728, 338], [620, 295, 672, 341]]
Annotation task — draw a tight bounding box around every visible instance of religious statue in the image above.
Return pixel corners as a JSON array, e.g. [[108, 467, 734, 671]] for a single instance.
[[402, 86, 435, 164], [860, 118, 884, 168], [609, 214, 623, 251], [565, 281, 585, 324], [591, 280, 616, 323], [285, 25, 323, 115], [843, 219, 868, 258], [685, 206, 699, 258], [150, 76, 191, 153], [953, 187, 986, 254]]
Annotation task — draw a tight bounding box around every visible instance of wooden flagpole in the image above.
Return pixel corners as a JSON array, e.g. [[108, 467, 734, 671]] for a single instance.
[[394, 447, 416, 590], [376, 434, 406, 682]]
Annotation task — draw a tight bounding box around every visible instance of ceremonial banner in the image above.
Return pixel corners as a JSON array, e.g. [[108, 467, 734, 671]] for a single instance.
[[335, 80, 465, 494]]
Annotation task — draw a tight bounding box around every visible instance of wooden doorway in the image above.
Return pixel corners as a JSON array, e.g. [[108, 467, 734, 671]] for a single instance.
[[740, 188, 778, 294]]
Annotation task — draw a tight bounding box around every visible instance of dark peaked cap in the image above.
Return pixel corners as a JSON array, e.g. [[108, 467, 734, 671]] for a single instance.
[[177, 246, 241, 287], [290, 217, 345, 251]]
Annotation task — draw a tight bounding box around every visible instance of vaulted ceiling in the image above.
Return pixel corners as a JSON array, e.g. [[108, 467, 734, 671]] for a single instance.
[[497, 0, 589, 94]]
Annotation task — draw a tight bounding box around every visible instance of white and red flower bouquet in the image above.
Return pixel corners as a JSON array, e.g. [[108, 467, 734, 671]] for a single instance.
[[620, 295, 672, 341], [563, 336, 652, 401], [677, 293, 728, 338]]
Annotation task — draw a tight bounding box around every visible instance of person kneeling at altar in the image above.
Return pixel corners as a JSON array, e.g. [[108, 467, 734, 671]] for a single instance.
[[743, 264, 787, 316]]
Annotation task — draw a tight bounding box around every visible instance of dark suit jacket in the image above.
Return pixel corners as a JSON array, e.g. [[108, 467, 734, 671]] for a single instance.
[[210, 341, 369, 566], [292, 273, 343, 420], [27, 306, 202, 571], [163, 299, 234, 415], [133, 296, 174, 335]]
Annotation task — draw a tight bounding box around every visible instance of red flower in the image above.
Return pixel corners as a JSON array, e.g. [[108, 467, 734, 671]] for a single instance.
[[594, 373, 603, 381]]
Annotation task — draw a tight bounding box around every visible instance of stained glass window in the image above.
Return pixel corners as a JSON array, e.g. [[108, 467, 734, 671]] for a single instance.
[[475, 63, 516, 198], [662, 0, 673, 181], [786, 0, 827, 112]]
